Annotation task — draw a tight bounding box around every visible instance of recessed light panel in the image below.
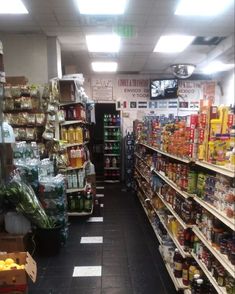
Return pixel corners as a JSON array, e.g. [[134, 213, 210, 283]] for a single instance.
[[0, 0, 28, 14], [154, 35, 195, 53], [175, 0, 233, 16], [203, 61, 235, 74], [76, 0, 127, 15], [86, 35, 121, 53], [91, 62, 118, 72]]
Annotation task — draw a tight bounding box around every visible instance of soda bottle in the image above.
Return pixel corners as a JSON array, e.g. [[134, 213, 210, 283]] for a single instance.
[[182, 259, 189, 286], [112, 157, 117, 168], [105, 157, 110, 168], [116, 114, 120, 126], [77, 192, 84, 212], [191, 274, 200, 294], [69, 195, 76, 212], [104, 129, 108, 140], [195, 279, 203, 294], [61, 127, 68, 142], [112, 115, 116, 125], [173, 248, 183, 278], [68, 126, 75, 144], [72, 171, 78, 188], [103, 114, 107, 126]]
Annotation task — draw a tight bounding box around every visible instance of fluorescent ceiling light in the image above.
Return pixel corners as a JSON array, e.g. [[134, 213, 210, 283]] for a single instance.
[[154, 35, 195, 53], [0, 0, 28, 14], [92, 62, 118, 72], [203, 61, 235, 74], [86, 34, 121, 53], [175, 0, 233, 16], [76, 0, 127, 15]]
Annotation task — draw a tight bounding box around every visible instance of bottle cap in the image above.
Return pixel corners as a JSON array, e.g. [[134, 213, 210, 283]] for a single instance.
[[194, 274, 200, 279], [197, 279, 203, 284]]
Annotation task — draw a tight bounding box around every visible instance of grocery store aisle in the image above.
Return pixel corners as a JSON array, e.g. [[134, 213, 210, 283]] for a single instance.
[[29, 184, 177, 294]]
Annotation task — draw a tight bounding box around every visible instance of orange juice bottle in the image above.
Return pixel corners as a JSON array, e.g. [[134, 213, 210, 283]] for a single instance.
[[68, 126, 75, 144], [75, 147, 83, 168]]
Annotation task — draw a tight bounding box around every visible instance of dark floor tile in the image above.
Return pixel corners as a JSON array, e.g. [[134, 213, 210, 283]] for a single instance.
[[44, 266, 73, 277], [103, 255, 128, 266], [30, 288, 68, 294], [102, 288, 133, 294], [102, 275, 132, 289], [70, 277, 101, 289], [68, 288, 101, 294], [102, 265, 130, 276], [37, 276, 71, 289]]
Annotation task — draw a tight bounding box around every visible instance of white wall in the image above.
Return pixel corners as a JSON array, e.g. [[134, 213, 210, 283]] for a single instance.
[[219, 69, 235, 105], [0, 34, 48, 84]]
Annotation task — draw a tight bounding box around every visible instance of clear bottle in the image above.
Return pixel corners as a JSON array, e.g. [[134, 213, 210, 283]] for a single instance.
[[105, 157, 110, 168], [173, 248, 183, 278], [31, 141, 40, 160], [195, 279, 204, 294], [84, 191, 93, 212], [112, 157, 117, 168], [72, 171, 78, 188], [69, 147, 76, 168]]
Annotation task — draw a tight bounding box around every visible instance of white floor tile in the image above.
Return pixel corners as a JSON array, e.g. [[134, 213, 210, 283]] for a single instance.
[[96, 186, 104, 189], [96, 194, 104, 198], [100, 203, 104, 208], [73, 266, 102, 277], [80, 236, 103, 244], [87, 217, 103, 222]]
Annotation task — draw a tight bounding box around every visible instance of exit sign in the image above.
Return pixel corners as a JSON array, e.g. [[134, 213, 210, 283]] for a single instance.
[[113, 25, 135, 38]]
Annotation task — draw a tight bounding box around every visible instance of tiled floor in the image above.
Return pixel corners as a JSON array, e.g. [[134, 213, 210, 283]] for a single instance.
[[29, 184, 177, 294]]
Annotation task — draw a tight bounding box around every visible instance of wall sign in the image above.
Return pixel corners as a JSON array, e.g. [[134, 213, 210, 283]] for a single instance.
[[117, 78, 150, 100], [91, 78, 113, 101]]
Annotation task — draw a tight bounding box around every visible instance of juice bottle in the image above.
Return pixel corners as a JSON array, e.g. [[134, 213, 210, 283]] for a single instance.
[[77, 192, 84, 212], [68, 126, 75, 144], [61, 127, 68, 142], [182, 259, 189, 286], [112, 157, 117, 168], [112, 115, 116, 125], [195, 279, 203, 294], [191, 274, 200, 294], [75, 147, 83, 168], [75, 126, 83, 144], [69, 147, 76, 167], [173, 248, 183, 278], [105, 157, 110, 168], [84, 191, 93, 212]]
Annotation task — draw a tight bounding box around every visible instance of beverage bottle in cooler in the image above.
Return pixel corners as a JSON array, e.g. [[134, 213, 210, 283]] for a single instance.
[[104, 129, 108, 140], [103, 114, 107, 126], [109, 143, 113, 154], [108, 115, 112, 126], [112, 115, 116, 125], [116, 114, 120, 126], [105, 157, 110, 168], [195, 279, 204, 294], [69, 195, 76, 212], [173, 248, 183, 278], [67, 172, 73, 189], [112, 157, 117, 168], [84, 191, 93, 212], [191, 274, 200, 294], [104, 143, 109, 154], [31, 142, 39, 160]]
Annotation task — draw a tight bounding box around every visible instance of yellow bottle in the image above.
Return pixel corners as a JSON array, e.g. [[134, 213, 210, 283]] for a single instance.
[[75, 127, 83, 144], [61, 127, 68, 142], [68, 126, 75, 144]]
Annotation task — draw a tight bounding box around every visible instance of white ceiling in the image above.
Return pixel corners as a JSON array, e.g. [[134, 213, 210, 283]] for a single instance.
[[0, 0, 234, 75]]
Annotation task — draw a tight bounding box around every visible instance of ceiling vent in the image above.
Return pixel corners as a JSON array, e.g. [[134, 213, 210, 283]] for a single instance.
[[192, 36, 226, 46], [80, 15, 118, 26], [90, 52, 118, 59]]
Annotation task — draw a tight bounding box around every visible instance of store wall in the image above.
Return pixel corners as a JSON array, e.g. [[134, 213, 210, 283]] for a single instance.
[[219, 70, 235, 105], [0, 34, 48, 84]]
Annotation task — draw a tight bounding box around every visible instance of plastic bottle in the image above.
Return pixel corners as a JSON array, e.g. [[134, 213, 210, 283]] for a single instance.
[[84, 191, 93, 212], [31, 142, 40, 160], [72, 171, 78, 188], [195, 279, 203, 294], [103, 114, 107, 126], [182, 259, 190, 286], [70, 147, 76, 167], [116, 114, 120, 126], [112, 115, 116, 126], [67, 173, 73, 189], [104, 129, 108, 140], [77, 193, 84, 212], [105, 157, 110, 168], [191, 274, 200, 294], [61, 127, 68, 142], [68, 126, 75, 144], [75, 126, 83, 144], [173, 248, 183, 278], [112, 157, 117, 168]]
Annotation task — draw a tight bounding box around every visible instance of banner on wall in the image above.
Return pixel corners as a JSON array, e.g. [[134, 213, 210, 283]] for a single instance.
[[117, 78, 150, 100], [91, 78, 113, 101], [178, 80, 202, 109]]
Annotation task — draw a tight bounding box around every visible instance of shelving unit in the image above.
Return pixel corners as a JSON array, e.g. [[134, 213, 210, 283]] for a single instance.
[[194, 196, 235, 230], [196, 160, 235, 178], [153, 170, 193, 199], [140, 143, 192, 164], [66, 187, 85, 193], [60, 120, 86, 126], [193, 227, 235, 278], [159, 247, 190, 292], [191, 252, 227, 294]]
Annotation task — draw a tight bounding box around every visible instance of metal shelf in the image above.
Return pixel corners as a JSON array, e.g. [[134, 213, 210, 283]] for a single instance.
[[60, 120, 87, 126], [191, 252, 227, 294], [104, 154, 120, 156], [135, 167, 150, 183], [194, 197, 235, 231], [157, 193, 192, 229], [68, 211, 92, 216], [157, 212, 191, 258], [135, 152, 152, 168], [66, 187, 85, 193], [104, 167, 120, 170], [63, 141, 89, 148], [140, 143, 192, 164], [196, 160, 235, 178], [154, 170, 194, 199], [104, 140, 120, 142], [104, 126, 120, 128], [193, 227, 235, 278]]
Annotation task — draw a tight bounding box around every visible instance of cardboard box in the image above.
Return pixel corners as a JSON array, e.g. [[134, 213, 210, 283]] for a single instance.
[[0, 252, 37, 293], [0, 233, 29, 253], [59, 80, 76, 102], [5, 76, 28, 86]]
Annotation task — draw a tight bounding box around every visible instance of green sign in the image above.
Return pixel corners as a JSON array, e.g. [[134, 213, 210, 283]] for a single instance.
[[113, 25, 134, 38]]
